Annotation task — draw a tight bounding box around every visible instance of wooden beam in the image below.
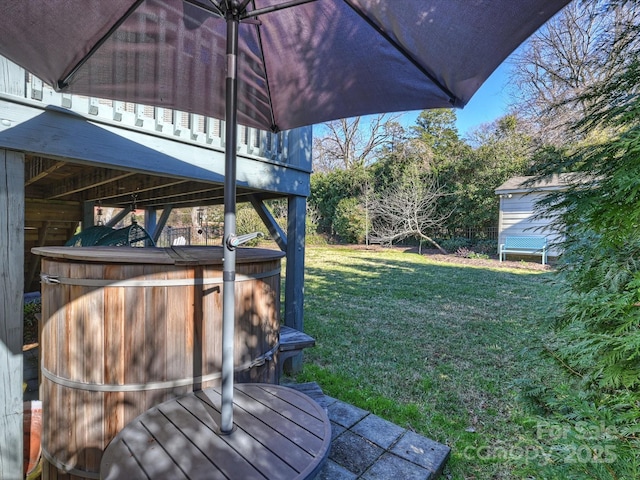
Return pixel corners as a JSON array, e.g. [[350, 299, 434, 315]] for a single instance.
[[81, 176, 188, 203], [82, 200, 95, 227], [107, 182, 215, 205], [0, 148, 24, 479], [104, 207, 130, 227], [131, 188, 226, 209], [145, 208, 157, 246], [24, 156, 65, 186], [0, 103, 311, 197], [134, 188, 269, 210], [44, 168, 134, 199], [152, 206, 173, 243], [250, 195, 287, 251], [281, 126, 311, 374]]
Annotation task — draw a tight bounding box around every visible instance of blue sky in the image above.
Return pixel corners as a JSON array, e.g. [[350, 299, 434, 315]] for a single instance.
[[313, 60, 514, 141], [400, 61, 513, 138], [454, 62, 513, 136]]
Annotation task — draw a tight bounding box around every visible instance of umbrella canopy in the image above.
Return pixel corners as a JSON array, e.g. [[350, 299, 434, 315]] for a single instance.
[[1, 0, 569, 133], [0, 0, 570, 434]]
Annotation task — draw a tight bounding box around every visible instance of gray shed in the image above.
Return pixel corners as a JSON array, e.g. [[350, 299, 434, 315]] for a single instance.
[[494, 173, 585, 258]]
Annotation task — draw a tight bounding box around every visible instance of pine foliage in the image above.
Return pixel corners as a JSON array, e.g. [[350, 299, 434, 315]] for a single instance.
[[518, 4, 640, 477]]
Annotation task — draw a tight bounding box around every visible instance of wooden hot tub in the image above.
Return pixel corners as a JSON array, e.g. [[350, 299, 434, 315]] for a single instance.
[[32, 246, 285, 480]]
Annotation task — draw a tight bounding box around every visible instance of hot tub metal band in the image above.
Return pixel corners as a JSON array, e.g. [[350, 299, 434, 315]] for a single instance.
[[40, 449, 101, 480], [39, 340, 280, 479], [39, 268, 281, 287], [40, 334, 277, 480], [40, 340, 280, 393]]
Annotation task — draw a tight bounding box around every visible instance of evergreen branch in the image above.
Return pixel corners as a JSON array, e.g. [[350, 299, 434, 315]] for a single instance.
[[543, 345, 584, 379]]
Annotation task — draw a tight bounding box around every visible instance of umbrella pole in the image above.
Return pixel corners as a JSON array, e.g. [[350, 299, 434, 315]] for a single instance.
[[221, 10, 240, 435]]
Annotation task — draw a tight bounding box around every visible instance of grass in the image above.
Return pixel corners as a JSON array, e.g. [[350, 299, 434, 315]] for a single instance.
[[292, 245, 563, 479]]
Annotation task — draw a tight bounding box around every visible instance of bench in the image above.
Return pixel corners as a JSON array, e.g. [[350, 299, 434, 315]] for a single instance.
[[278, 325, 315, 381], [499, 236, 548, 265]]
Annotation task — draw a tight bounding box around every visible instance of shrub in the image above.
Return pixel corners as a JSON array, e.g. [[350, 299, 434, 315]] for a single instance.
[[235, 205, 267, 246], [439, 237, 471, 252], [455, 247, 490, 259], [24, 298, 41, 345], [333, 197, 366, 244], [517, 38, 640, 478], [305, 233, 330, 246], [474, 238, 498, 255]]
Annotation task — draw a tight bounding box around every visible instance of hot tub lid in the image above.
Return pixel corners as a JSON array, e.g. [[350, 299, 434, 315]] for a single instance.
[[32, 246, 285, 265]]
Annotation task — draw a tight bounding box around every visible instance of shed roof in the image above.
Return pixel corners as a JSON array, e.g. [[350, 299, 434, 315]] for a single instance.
[[495, 173, 589, 195]]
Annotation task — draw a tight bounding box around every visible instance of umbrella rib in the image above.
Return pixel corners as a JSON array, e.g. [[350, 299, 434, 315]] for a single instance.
[[60, 0, 226, 90], [184, 0, 225, 17], [58, 0, 146, 89], [342, 0, 462, 107], [250, 4, 279, 132], [238, 0, 254, 11], [242, 0, 318, 19], [240, 0, 319, 131]]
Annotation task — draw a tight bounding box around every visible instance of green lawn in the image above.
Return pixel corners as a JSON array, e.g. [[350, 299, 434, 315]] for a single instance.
[[292, 246, 562, 479]]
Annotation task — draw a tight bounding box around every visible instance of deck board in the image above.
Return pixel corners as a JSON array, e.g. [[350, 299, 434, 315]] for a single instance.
[[101, 384, 331, 480], [116, 419, 190, 479], [142, 406, 242, 480], [230, 388, 326, 451], [171, 393, 299, 478], [182, 391, 314, 473]]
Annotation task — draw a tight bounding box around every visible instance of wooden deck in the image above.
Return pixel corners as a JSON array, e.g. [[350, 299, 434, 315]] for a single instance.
[[100, 384, 331, 480]]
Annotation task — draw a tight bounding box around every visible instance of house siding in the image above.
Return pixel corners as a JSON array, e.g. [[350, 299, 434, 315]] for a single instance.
[[497, 192, 563, 258]]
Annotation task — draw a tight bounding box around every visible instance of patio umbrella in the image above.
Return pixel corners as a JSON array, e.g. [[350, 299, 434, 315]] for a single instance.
[[0, 0, 570, 433]]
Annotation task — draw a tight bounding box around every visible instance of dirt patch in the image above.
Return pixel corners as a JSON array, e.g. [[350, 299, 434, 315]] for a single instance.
[[342, 244, 553, 271], [422, 252, 552, 271]]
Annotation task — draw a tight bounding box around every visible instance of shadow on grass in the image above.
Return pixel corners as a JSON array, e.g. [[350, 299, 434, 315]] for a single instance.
[[298, 246, 559, 480]]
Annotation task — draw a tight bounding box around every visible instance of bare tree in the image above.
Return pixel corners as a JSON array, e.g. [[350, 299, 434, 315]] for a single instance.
[[510, 0, 640, 144], [370, 166, 450, 254], [313, 113, 402, 171]]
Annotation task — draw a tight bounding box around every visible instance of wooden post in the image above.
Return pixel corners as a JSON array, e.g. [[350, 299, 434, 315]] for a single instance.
[[282, 126, 312, 375], [104, 207, 130, 228], [144, 207, 157, 246], [82, 200, 95, 228], [0, 148, 25, 479], [284, 195, 307, 374]]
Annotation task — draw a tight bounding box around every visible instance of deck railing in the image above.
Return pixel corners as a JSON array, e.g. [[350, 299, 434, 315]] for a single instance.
[[0, 57, 291, 164]]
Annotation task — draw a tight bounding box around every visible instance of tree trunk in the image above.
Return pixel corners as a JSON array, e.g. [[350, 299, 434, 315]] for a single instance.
[[419, 233, 447, 254]]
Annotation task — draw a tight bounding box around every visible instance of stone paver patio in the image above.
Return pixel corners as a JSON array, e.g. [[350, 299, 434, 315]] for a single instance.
[[287, 382, 450, 480]]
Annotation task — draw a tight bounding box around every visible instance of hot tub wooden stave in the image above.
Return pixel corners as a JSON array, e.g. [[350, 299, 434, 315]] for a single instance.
[[33, 246, 284, 480]]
